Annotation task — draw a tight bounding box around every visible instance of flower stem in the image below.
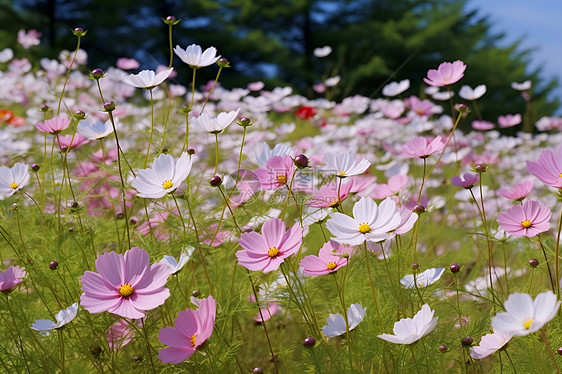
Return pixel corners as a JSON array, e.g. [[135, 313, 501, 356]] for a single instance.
[[555, 202, 562, 297], [538, 235, 556, 292], [214, 133, 219, 175], [201, 66, 224, 114], [144, 88, 155, 168], [540, 330, 560, 374], [57, 36, 81, 115], [363, 244, 384, 334]]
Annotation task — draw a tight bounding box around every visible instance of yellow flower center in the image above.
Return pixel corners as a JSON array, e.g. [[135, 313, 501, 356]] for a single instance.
[[277, 175, 287, 185], [9, 182, 18, 189], [521, 220, 532, 228], [559, 173, 562, 177], [418, 282, 425, 287], [190, 334, 197, 346], [329, 198, 339, 208], [162, 179, 173, 189], [327, 262, 337, 270], [359, 223, 370, 233], [119, 283, 134, 297], [523, 318, 533, 330], [268, 247, 280, 258], [338, 171, 347, 177]]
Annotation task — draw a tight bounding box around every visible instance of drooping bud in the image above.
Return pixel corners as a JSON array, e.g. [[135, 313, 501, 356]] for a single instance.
[[294, 154, 309, 169], [210, 176, 222, 187]]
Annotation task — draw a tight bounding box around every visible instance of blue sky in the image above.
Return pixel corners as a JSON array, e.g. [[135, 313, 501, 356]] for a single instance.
[[468, 0, 562, 112]]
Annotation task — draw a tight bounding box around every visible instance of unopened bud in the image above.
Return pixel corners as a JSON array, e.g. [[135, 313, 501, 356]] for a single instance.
[[72, 28, 87, 37], [294, 154, 309, 169], [90, 68, 105, 80], [217, 58, 231, 68]]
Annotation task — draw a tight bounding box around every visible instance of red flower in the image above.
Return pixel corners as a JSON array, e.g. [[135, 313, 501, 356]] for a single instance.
[[295, 106, 316, 120]]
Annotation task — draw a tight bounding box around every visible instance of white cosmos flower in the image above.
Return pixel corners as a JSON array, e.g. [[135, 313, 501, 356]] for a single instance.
[[400, 267, 445, 289], [77, 118, 114, 140], [131, 152, 193, 198], [326, 197, 401, 245], [459, 85, 486, 100], [31, 303, 79, 334], [159, 247, 195, 275], [377, 304, 438, 344], [511, 80, 532, 91], [122, 68, 173, 89], [325, 76, 341, 87], [469, 329, 512, 359], [251, 142, 292, 167], [322, 303, 366, 337], [313, 46, 332, 58], [192, 109, 240, 134], [174, 44, 220, 68], [324, 152, 370, 178], [491, 291, 560, 336], [0, 162, 30, 198], [382, 79, 410, 97]]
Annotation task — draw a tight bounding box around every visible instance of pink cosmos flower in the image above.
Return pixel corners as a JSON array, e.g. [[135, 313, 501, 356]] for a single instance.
[[253, 155, 295, 190], [393, 207, 418, 235], [299, 241, 348, 276], [106, 319, 142, 351], [401, 136, 445, 159], [80, 247, 171, 319], [158, 296, 216, 364], [423, 60, 466, 87], [36, 116, 70, 134], [371, 174, 408, 199], [497, 200, 551, 237], [498, 180, 533, 202], [17, 29, 41, 49], [471, 120, 495, 131], [451, 173, 479, 189], [248, 294, 279, 323], [116, 57, 140, 70], [526, 145, 562, 189], [57, 134, 89, 151], [307, 181, 353, 208], [0, 266, 26, 293], [405, 96, 435, 117], [498, 114, 522, 128], [236, 218, 303, 273]]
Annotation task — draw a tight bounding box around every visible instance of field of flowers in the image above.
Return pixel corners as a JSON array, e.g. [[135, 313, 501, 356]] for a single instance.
[[2, 22, 562, 373]]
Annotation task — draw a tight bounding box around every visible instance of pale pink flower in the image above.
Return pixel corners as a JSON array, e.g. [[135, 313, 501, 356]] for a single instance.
[[526, 145, 562, 189], [0, 266, 26, 293], [57, 134, 89, 151], [236, 218, 303, 273], [498, 114, 521, 128], [401, 136, 445, 159], [307, 181, 353, 208], [371, 174, 408, 199], [497, 200, 551, 237], [451, 173, 479, 189], [80, 247, 170, 319], [299, 241, 348, 276], [423, 60, 466, 87], [36, 116, 70, 134], [158, 296, 217, 364], [17, 29, 41, 49], [106, 319, 142, 351], [471, 120, 494, 131], [498, 180, 533, 202], [116, 58, 140, 70], [253, 155, 295, 190]]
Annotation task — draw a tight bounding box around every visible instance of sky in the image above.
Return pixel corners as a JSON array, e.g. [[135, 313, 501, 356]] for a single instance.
[[468, 0, 562, 113]]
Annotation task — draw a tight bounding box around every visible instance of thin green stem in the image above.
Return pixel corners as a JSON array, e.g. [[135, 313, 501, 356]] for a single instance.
[[57, 37, 81, 115], [555, 202, 562, 297], [144, 88, 155, 168], [363, 244, 384, 333], [538, 235, 556, 292], [201, 66, 224, 113]]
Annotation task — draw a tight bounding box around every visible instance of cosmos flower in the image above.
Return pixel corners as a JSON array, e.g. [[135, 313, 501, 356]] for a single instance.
[[80, 247, 171, 319], [0, 162, 30, 198], [77, 118, 115, 140], [159, 247, 195, 275], [511, 80, 532, 91], [469, 329, 512, 359], [253, 155, 295, 190], [299, 241, 348, 276], [491, 291, 560, 336], [324, 152, 371, 178], [423, 60, 466, 87], [526, 145, 562, 189], [307, 181, 353, 208], [498, 114, 522, 128], [158, 296, 217, 364], [322, 303, 366, 337], [0, 266, 26, 293], [498, 180, 533, 202], [122, 68, 174, 89], [451, 173, 479, 189], [174, 44, 220, 69], [236, 218, 303, 273], [106, 319, 142, 351], [378, 304, 438, 344], [116, 57, 140, 70], [313, 46, 332, 58], [370, 174, 408, 199], [382, 79, 410, 97], [459, 84, 486, 100], [131, 152, 193, 198], [57, 134, 89, 151], [471, 120, 495, 131], [31, 303, 79, 333], [497, 200, 551, 237], [400, 268, 445, 289], [401, 136, 445, 159], [191, 109, 240, 134], [36, 116, 70, 134], [326, 197, 401, 246], [17, 29, 41, 49]]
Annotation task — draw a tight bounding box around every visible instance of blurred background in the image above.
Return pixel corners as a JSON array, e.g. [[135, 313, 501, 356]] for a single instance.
[[0, 0, 560, 121]]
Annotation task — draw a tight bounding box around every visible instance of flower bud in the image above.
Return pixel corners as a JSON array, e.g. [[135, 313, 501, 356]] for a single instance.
[[557, 347, 562, 356], [411, 263, 419, 270], [474, 164, 488, 174], [192, 289, 200, 297], [217, 58, 231, 68], [237, 117, 253, 127], [40, 104, 50, 112], [187, 148, 196, 155], [412, 204, 426, 214], [294, 154, 309, 169], [461, 337, 473, 347], [49, 261, 59, 270], [72, 28, 87, 37], [71, 201, 79, 209], [103, 101, 116, 112], [252, 368, 263, 374], [529, 258, 539, 267], [178, 105, 192, 115], [90, 345, 102, 357], [10, 203, 19, 211], [439, 344, 447, 352], [90, 68, 105, 80], [449, 263, 460, 273], [129, 217, 138, 225], [303, 336, 315, 348], [162, 16, 181, 25], [210, 176, 222, 187], [455, 104, 469, 113], [74, 110, 86, 120], [31, 164, 40, 172], [132, 355, 143, 363]]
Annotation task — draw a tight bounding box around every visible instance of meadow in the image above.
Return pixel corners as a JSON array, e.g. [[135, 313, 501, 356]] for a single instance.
[[1, 22, 562, 373]]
